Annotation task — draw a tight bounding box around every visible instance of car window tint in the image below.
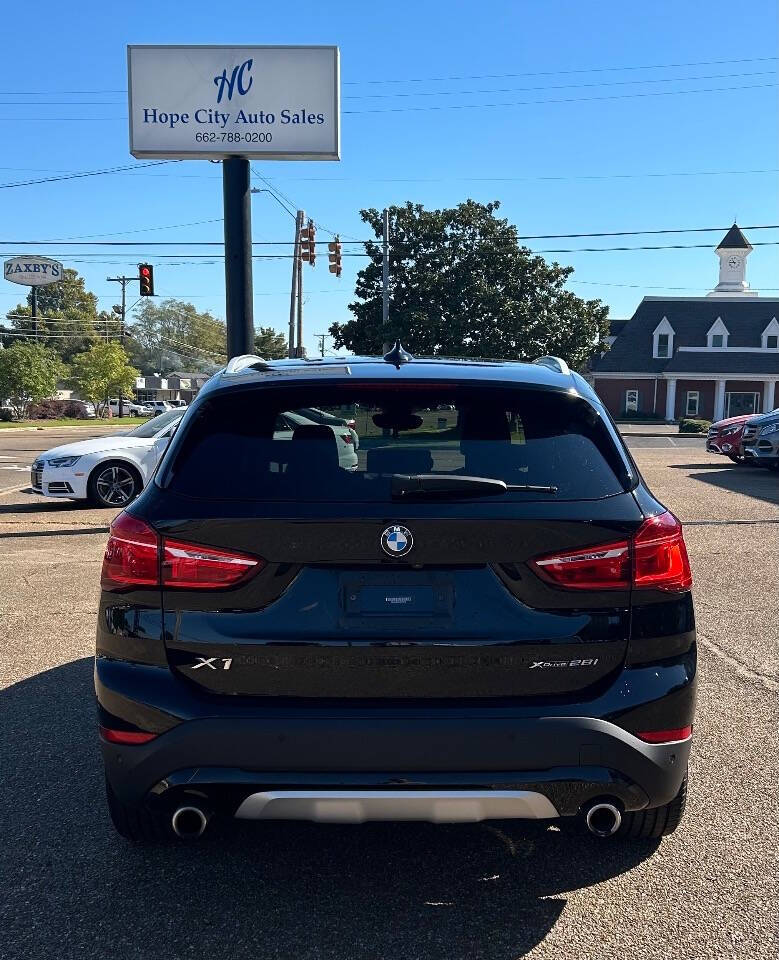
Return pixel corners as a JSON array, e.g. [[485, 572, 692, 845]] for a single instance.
[[166, 384, 625, 502]]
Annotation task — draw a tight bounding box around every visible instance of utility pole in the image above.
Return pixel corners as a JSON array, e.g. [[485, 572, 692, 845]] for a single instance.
[[222, 157, 254, 359], [315, 333, 329, 357], [296, 244, 304, 358], [289, 210, 304, 357], [107, 274, 137, 418], [382, 208, 390, 329]]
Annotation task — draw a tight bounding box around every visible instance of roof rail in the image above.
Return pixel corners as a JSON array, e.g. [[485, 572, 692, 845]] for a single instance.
[[533, 355, 571, 377], [223, 354, 268, 375]]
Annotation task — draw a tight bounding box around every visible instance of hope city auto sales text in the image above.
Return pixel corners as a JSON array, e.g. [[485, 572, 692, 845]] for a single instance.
[[141, 108, 326, 130]]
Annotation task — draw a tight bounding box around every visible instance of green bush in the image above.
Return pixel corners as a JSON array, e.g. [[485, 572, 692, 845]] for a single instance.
[[616, 411, 664, 421], [678, 418, 712, 434]]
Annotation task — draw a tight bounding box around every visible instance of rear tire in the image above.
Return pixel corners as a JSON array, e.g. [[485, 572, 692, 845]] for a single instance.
[[105, 777, 173, 843], [616, 773, 688, 839]]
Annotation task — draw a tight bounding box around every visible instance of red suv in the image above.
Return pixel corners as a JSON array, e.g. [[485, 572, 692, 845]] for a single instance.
[[706, 415, 751, 463]]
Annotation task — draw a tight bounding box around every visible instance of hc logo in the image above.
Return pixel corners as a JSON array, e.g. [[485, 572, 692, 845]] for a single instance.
[[214, 59, 254, 104], [380, 525, 414, 558]]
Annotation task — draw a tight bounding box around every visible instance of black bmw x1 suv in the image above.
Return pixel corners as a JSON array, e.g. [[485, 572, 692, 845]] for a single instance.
[[96, 350, 695, 842]]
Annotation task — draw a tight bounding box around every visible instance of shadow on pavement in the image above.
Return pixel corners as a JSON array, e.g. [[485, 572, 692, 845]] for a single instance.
[[0, 494, 114, 517], [670, 464, 778, 508], [1, 659, 659, 960]]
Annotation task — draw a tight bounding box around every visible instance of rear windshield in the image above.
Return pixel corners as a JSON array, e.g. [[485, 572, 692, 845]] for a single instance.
[[164, 382, 627, 502]]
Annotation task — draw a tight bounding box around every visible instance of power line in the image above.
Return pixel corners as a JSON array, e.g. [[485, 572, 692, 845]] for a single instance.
[[155, 332, 226, 358], [342, 82, 777, 115], [0, 164, 774, 187], [5, 69, 773, 107], [342, 70, 776, 100], [0, 160, 177, 190], [1, 56, 775, 96], [341, 56, 778, 85], [1, 223, 777, 246], [9, 80, 772, 125], [45, 218, 224, 241]]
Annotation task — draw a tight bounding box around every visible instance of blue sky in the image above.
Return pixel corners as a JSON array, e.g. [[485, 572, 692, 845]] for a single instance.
[[1, 0, 777, 363]]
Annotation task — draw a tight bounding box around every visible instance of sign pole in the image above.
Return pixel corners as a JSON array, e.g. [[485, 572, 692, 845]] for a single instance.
[[31, 286, 38, 341], [222, 157, 254, 359]]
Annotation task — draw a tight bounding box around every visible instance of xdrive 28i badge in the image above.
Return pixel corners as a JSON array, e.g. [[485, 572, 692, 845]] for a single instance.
[[381, 525, 414, 557]]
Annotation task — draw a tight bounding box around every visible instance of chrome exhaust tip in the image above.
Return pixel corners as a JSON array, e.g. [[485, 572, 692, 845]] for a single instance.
[[585, 802, 622, 838], [171, 805, 209, 840]]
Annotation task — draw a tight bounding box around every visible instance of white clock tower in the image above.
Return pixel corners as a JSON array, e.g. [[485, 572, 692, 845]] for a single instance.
[[708, 223, 757, 297]]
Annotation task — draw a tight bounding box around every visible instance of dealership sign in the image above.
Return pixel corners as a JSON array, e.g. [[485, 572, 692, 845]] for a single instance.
[[4, 256, 63, 286], [128, 45, 340, 160]]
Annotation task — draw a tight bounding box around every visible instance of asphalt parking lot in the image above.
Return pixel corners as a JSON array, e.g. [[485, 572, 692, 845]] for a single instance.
[[1, 426, 777, 960]]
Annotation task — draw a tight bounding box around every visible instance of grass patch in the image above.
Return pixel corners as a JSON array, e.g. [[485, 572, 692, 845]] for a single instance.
[[0, 417, 148, 429]]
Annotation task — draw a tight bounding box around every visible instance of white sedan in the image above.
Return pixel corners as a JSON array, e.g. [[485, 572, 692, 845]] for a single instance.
[[277, 410, 358, 470], [31, 409, 184, 508]]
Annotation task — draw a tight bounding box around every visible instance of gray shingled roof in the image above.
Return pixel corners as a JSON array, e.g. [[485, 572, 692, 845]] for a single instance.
[[716, 224, 752, 251], [664, 351, 779, 374], [592, 297, 779, 374]]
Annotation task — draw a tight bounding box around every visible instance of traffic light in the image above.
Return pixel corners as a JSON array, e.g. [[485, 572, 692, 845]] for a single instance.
[[300, 220, 316, 266], [138, 263, 154, 296], [328, 236, 342, 278]]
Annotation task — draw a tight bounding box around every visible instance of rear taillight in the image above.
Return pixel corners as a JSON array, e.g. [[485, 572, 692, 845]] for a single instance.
[[632, 511, 693, 591], [101, 513, 263, 590], [101, 513, 159, 588], [532, 541, 630, 590], [161, 540, 261, 589], [637, 725, 692, 743], [530, 511, 692, 592]]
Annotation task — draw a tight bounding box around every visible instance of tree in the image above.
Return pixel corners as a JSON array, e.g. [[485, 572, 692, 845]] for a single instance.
[[0, 343, 63, 419], [69, 342, 139, 416], [4, 268, 105, 362], [126, 300, 226, 374], [254, 326, 287, 359], [330, 201, 610, 370]]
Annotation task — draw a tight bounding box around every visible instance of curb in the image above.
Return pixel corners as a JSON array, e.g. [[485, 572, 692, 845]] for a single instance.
[[618, 431, 703, 438]]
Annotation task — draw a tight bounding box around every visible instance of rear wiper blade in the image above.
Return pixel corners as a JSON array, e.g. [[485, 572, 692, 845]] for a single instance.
[[390, 474, 557, 498]]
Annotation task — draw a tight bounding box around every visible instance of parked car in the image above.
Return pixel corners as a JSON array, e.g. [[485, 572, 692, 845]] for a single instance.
[[168, 399, 188, 409], [147, 401, 174, 415], [107, 398, 154, 417], [294, 406, 359, 449], [705, 414, 752, 463], [97, 351, 694, 844], [276, 410, 358, 468], [742, 409, 779, 471], [31, 409, 184, 507]]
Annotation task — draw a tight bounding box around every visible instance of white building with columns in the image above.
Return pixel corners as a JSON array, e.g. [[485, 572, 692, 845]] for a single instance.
[[592, 224, 778, 422]]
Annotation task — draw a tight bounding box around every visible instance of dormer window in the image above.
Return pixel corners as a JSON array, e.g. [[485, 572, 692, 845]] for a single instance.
[[652, 317, 675, 359], [762, 317, 779, 350], [707, 317, 729, 349]]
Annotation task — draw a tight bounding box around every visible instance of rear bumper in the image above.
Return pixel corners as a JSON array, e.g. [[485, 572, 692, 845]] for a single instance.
[[100, 712, 691, 818], [97, 644, 695, 821]]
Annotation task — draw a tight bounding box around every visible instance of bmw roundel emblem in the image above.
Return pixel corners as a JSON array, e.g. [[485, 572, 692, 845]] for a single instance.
[[381, 524, 414, 558]]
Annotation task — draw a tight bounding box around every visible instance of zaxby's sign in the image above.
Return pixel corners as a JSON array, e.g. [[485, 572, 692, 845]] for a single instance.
[[4, 256, 63, 286], [128, 45, 340, 160]]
